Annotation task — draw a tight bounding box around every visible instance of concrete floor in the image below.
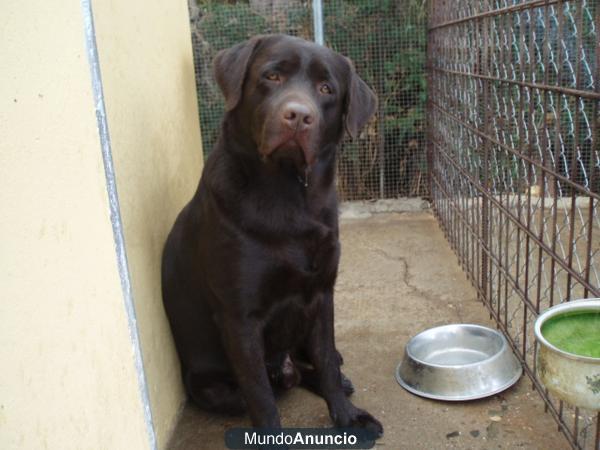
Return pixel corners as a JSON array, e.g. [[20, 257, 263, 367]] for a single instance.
[[167, 211, 567, 450]]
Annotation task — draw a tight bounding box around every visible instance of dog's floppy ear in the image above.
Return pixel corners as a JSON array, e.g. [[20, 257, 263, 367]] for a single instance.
[[344, 59, 378, 139], [213, 37, 261, 111]]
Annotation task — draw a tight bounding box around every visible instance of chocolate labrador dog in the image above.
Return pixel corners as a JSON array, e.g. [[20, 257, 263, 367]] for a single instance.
[[162, 34, 381, 437]]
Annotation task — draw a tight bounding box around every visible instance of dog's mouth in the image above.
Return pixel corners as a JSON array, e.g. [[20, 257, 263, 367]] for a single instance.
[[275, 138, 302, 152], [260, 135, 316, 170]]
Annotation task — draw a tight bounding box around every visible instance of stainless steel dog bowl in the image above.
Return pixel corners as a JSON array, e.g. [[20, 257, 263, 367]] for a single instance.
[[396, 324, 522, 401], [534, 299, 600, 411]]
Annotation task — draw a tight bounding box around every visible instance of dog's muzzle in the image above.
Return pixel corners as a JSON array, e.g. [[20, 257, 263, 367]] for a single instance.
[[259, 97, 319, 168]]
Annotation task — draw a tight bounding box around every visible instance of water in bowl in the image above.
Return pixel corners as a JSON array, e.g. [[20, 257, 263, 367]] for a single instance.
[[425, 347, 489, 365], [541, 310, 600, 358]]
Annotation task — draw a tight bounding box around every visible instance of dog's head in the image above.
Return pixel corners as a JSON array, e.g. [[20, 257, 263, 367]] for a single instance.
[[213, 34, 377, 170]]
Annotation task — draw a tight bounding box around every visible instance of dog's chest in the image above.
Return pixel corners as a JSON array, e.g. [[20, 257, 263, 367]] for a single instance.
[[257, 225, 338, 351], [268, 224, 339, 289], [263, 292, 322, 352]]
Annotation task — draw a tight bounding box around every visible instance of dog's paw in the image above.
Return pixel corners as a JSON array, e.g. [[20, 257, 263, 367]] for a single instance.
[[334, 406, 383, 439], [348, 408, 383, 439]]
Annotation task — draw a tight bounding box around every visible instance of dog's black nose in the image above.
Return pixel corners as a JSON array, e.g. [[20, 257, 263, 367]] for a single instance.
[[282, 101, 314, 131]]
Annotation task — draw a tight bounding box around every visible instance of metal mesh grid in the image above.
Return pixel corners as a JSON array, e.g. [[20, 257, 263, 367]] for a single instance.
[[324, 0, 428, 200], [428, 1, 600, 448], [187, 0, 427, 201]]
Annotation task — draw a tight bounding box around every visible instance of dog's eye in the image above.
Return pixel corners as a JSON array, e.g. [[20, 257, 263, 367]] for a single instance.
[[319, 83, 332, 95], [265, 72, 280, 82]]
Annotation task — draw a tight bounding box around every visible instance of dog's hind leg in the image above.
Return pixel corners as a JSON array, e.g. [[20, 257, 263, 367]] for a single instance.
[[184, 370, 246, 416]]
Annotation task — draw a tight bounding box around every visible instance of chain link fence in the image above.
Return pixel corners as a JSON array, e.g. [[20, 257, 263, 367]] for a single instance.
[[187, 0, 427, 201], [428, 1, 599, 448]]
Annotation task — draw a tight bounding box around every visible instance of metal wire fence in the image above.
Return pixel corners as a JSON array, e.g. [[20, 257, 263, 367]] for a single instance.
[[428, 1, 600, 448], [324, 0, 427, 199], [187, 0, 427, 201]]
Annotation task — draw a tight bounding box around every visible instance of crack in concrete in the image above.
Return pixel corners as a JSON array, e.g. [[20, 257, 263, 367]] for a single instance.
[[374, 248, 420, 294], [368, 246, 466, 322], [369, 247, 433, 298]]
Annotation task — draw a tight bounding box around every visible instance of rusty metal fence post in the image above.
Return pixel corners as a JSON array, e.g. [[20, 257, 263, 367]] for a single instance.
[[428, 1, 600, 448]]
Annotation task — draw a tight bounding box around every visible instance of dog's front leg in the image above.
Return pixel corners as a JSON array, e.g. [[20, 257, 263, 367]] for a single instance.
[[306, 291, 383, 437], [220, 319, 280, 428]]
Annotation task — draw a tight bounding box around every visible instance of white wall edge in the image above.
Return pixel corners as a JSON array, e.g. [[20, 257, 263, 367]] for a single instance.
[[80, 1, 158, 448]]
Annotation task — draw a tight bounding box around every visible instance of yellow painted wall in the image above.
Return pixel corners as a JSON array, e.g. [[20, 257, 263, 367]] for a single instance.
[[1, 0, 203, 448], [0, 1, 150, 449], [91, 0, 204, 447]]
